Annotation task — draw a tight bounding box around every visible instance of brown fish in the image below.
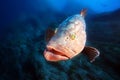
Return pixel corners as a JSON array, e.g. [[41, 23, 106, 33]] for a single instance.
[[44, 9, 100, 62]]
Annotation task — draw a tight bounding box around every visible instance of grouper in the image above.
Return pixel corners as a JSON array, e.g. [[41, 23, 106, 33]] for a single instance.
[[44, 9, 100, 62]]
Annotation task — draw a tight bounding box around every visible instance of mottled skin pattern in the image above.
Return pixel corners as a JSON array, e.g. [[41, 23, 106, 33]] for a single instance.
[[44, 14, 86, 61]]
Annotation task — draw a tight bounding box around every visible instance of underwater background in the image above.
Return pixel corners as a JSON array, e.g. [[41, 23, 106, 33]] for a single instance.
[[0, 0, 120, 80]]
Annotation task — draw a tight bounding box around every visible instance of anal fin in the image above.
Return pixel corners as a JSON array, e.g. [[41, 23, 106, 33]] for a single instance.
[[81, 46, 100, 62]]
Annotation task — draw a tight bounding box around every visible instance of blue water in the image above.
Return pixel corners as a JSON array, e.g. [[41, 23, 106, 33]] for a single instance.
[[0, 0, 120, 27], [0, 0, 120, 80]]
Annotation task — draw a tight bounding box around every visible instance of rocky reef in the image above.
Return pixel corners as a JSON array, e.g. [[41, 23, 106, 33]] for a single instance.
[[0, 10, 120, 80]]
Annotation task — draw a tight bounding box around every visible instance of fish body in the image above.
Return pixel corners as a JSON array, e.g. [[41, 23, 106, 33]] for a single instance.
[[44, 9, 100, 62]]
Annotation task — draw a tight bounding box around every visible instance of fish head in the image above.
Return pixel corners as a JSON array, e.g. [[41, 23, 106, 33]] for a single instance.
[[44, 31, 77, 61], [44, 14, 86, 62]]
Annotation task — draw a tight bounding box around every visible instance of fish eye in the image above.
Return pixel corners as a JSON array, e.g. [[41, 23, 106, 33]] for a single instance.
[[69, 34, 76, 40]]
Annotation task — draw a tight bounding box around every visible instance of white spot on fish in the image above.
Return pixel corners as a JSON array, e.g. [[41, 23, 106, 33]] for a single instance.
[[68, 23, 74, 29], [74, 20, 79, 25]]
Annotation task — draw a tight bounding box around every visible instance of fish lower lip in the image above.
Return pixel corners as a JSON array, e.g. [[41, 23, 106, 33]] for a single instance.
[[46, 47, 70, 59], [44, 49, 69, 61]]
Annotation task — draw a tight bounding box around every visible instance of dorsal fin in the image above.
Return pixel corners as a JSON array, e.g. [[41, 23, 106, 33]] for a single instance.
[[81, 46, 100, 62], [80, 8, 87, 17]]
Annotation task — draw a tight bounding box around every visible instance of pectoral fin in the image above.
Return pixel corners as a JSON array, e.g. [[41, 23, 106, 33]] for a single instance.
[[81, 46, 100, 62], [45, 27, 58, 42]]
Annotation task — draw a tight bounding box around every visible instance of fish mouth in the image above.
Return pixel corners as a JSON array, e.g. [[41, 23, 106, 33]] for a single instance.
[[44, 46, 70, 61]]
